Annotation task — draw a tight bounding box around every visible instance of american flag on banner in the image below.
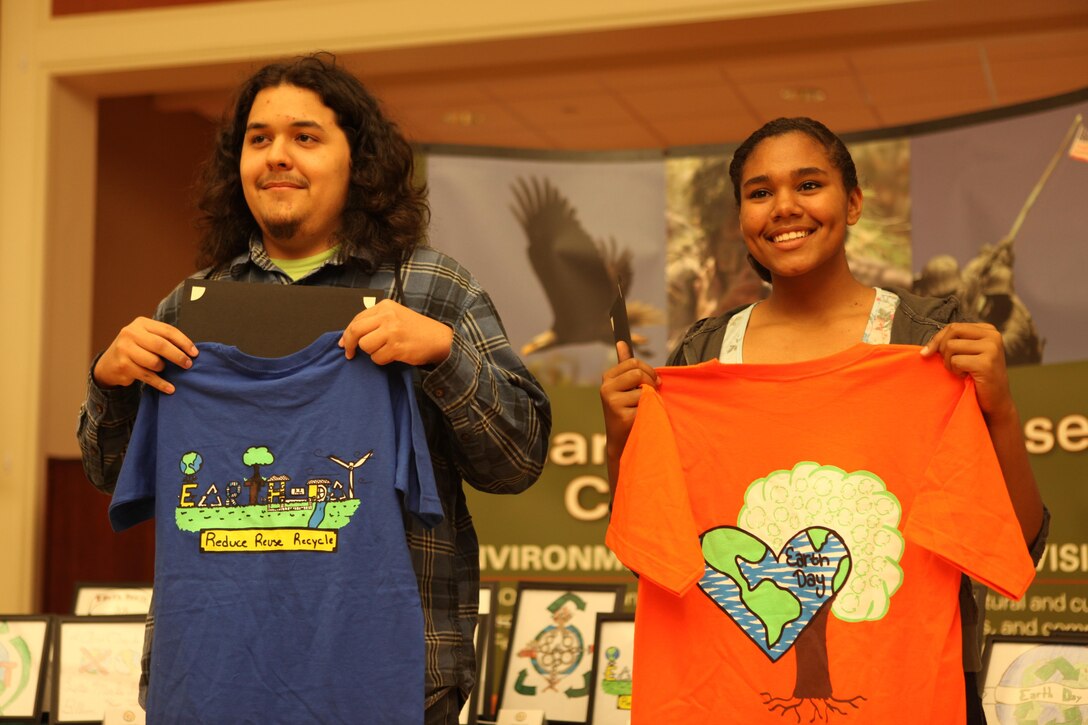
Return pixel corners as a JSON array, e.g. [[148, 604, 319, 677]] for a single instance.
[[1070, 122, 1088, 163]]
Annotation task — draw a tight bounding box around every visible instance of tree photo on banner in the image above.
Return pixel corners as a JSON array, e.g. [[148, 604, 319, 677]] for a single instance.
[[911, 96, 1088, 640]]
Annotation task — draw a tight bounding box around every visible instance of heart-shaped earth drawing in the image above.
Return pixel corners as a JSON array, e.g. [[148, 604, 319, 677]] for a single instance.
[[698, 526, 851, 661]]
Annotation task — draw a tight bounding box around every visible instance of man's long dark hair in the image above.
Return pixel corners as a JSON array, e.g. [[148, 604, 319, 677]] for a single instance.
[[195, 52, 429, 270]]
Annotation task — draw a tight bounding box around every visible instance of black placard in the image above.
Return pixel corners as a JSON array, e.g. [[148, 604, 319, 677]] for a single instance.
[[178, 280, 384, 358]]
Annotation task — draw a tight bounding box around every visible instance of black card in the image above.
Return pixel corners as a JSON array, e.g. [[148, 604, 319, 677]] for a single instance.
[[609, 283, 632, 359], [178, 280, 385, 358]]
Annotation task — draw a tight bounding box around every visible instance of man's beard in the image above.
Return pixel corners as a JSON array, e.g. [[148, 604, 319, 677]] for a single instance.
[[262, 215, 301, 242]]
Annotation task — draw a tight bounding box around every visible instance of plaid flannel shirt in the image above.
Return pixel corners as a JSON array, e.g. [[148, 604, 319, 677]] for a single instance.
[[77, 240, 551, 707]]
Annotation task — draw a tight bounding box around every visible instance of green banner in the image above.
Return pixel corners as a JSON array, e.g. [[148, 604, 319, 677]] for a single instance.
[[467, 384, 637, 712], [468, 384, 629, 585], [985, 359, 1088, 638]]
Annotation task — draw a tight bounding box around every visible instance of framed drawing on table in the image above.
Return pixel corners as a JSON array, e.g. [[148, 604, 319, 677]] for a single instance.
[[72, 583, 152, 616], [980, 632, 1088, 723], [474, 581, 499, 720], [459, 613, 492, 725], [51, 616, 145, 724], [0, 614, 52, 723], [496, 582, 626, 725], [586, 613, 634, 725], [478, 581, 497, 618]]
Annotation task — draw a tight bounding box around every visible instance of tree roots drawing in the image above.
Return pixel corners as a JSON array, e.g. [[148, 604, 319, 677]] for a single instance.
[[761, 693, 867, 723]]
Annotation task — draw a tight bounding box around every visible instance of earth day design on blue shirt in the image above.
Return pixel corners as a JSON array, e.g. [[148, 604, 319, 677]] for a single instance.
[[175, 445, 371, 553]]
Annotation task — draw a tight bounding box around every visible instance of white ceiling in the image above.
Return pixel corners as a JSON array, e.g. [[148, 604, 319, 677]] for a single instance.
[[137, 0, 1088, 149]]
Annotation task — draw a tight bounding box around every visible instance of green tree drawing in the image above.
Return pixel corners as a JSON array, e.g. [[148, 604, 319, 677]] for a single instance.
[[242, 446, 274, 505], [736, 462, 905, 720]]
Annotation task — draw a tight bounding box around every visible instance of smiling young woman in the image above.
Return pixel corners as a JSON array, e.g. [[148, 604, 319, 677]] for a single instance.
[[732, 126, 869, 364], [600, 117, 1047, 725]]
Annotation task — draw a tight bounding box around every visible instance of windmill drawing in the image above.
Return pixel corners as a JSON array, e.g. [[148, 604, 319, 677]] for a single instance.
[[327, 450, 373, 499]]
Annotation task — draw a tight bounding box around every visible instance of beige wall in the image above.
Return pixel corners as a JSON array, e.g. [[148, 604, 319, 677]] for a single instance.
[[3, 0, 821, 614]]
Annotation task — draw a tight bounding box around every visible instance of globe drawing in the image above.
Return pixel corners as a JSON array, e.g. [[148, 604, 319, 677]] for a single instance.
[[994, 644, 1088, 724], [180, 451, 203, 476]]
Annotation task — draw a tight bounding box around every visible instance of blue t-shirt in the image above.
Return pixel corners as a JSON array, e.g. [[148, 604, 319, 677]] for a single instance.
[[110, 332, 443, 724]]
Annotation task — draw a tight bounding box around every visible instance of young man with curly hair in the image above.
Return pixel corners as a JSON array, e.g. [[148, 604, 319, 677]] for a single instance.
[[78, 53, 550, 724]]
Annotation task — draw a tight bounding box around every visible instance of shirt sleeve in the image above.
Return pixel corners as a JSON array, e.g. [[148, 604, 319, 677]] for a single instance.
[[605, 384, 704, 596], [77, 363, 142, 495], [107, 386, 160, 532], [419, 284, 551, 496], [903, 378, 1036, 600], [943, 296, 1053, 571], [76, 282, 187, 495], [393, 364, 443, 528]]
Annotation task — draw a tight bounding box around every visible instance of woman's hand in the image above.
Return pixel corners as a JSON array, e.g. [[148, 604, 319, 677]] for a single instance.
[[600, 341, 659, 489], [921, 322, 1014, 422], [921, 321, 1044, 544]]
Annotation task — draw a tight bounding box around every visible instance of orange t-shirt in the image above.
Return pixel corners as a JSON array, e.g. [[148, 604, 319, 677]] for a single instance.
[[606, 344, 1035, 724]]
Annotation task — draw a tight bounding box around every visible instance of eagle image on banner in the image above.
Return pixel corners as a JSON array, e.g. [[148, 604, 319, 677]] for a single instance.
[[427, 155, 668, 385], [509, 176, 658, 358]]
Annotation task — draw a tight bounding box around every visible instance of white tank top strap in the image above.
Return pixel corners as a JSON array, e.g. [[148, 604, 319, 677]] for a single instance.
[[863, 288, 901, 345], [717, 303, 756, 363], [717, 289, 901, 363]]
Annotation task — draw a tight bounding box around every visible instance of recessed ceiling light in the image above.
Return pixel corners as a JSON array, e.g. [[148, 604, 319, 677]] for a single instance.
[[442, 110, 484, 126], [779, 87, 827, 102]]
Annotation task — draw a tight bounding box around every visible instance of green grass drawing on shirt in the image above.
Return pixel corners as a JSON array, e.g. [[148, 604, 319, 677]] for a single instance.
[[175, 499, 361, 532]]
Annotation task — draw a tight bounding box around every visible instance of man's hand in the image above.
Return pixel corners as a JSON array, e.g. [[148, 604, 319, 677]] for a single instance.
[[600, 341, 659, 489], [93, 317, 198, 395], [339, 299, 453, 366], [920, 321, 1014, 422]]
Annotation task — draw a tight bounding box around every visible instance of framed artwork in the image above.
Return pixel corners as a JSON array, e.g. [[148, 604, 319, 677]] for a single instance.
[[459, 613, 491, 725], [479, 581, 497, 617], [586, 614, 634, 725], [980, 633, 1088, 724], [0, 615, 52, 722], [474, 581, 498, 720], [51, 616, 145, 724], [72, 583, 153, 616], [497, 582, 626, 725]]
